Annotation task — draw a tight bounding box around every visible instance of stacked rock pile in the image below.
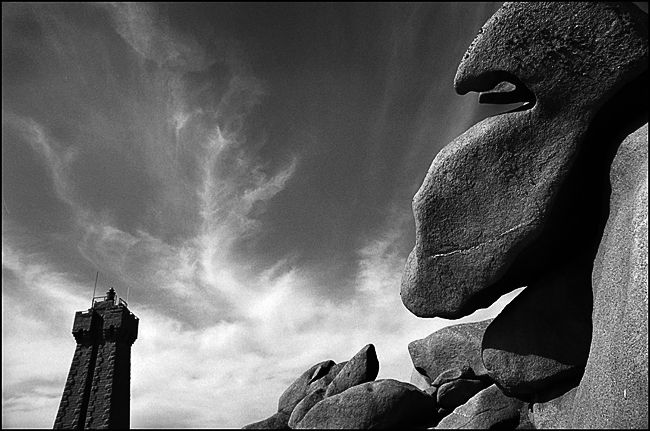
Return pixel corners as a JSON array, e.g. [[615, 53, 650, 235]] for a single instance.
[[243, 321, 536, 429], [243, 344, 437, 429]]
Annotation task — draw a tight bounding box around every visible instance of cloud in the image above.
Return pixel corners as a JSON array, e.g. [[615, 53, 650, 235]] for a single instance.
[[2, 79, 520, 430], [1, 0, 298, 319], [2, 115, 82, 217], [2, 3, 523, 428], [2, 214, 524, 428], [3, 6, 308, 425], [2, 243, 93, 428], [101, 3, 216, 72], [1, 120, 523, 425]]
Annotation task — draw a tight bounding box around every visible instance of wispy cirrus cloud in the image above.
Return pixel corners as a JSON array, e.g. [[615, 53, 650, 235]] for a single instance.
[[100, 2, 217, 72], [2, 0, 297, 307], [3, 115, 82, 217], [2, 3, 306, 426], [3, 214, 523, 428], [2, 243, 93, 428], [2, 3, 519, 429]]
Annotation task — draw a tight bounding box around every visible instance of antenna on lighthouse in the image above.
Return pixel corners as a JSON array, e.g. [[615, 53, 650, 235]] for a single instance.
[[91, 271, 99, 308]]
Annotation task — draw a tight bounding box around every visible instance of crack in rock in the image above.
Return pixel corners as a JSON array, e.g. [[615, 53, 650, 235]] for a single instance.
[[431, 221, 531, 259]]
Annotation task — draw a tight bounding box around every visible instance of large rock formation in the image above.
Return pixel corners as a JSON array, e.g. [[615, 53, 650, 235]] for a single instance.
[[244, 2, 648, 428], [401, 1, 647, 319], [401, 1, 648, 429]]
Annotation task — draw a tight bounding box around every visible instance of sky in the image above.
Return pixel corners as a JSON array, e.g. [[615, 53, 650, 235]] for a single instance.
[[0, 2, 529, 428]]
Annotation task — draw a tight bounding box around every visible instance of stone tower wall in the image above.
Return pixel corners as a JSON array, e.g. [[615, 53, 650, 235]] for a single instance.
[[54, 311, 99, 429], [54, 294, 138, 429]]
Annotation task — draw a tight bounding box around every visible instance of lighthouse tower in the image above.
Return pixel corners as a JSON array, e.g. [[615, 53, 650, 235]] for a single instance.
[[54, 288, 139, 429]]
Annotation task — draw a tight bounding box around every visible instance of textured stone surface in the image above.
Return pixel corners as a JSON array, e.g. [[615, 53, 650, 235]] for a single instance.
[[531, 387, 576, 429], [54, 295, 138, 430], [288, 389, 325, 429], [481, 267, 592, 399], [242, 411, 290, 429], [278, 360, 335, 414], [437, 378, 489, 410], [401, 1, 649, 319], [296, 379, 435, 429], [435, 384, 525, 429], [517, 409, 536, 430], [408, 319, 491, 382], [309, 361, 347, 393], [431, 365, 476, 388], [571, 124, 649, 429], [325, 344, 379, 397], [328, 361, 348, 377]]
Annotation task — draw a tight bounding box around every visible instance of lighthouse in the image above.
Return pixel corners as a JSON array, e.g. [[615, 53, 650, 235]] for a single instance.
[[54, 288, 138, 429]]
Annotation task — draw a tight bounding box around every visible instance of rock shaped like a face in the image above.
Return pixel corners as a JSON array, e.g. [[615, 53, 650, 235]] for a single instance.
[[401, 1, 648, 319]]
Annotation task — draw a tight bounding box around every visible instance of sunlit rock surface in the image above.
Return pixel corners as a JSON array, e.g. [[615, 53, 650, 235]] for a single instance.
[[325, 344, 379, 398], [296, 379, 435, 429], [435, 384, 531, 429], [571, 124, 649, 429], [400, 2, 647, 429], [401, 1, 648, 320], [408, 319, 492, 382]]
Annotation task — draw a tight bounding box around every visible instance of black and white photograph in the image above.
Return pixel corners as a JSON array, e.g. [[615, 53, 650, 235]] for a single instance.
[[2, 2, 648, 429]]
